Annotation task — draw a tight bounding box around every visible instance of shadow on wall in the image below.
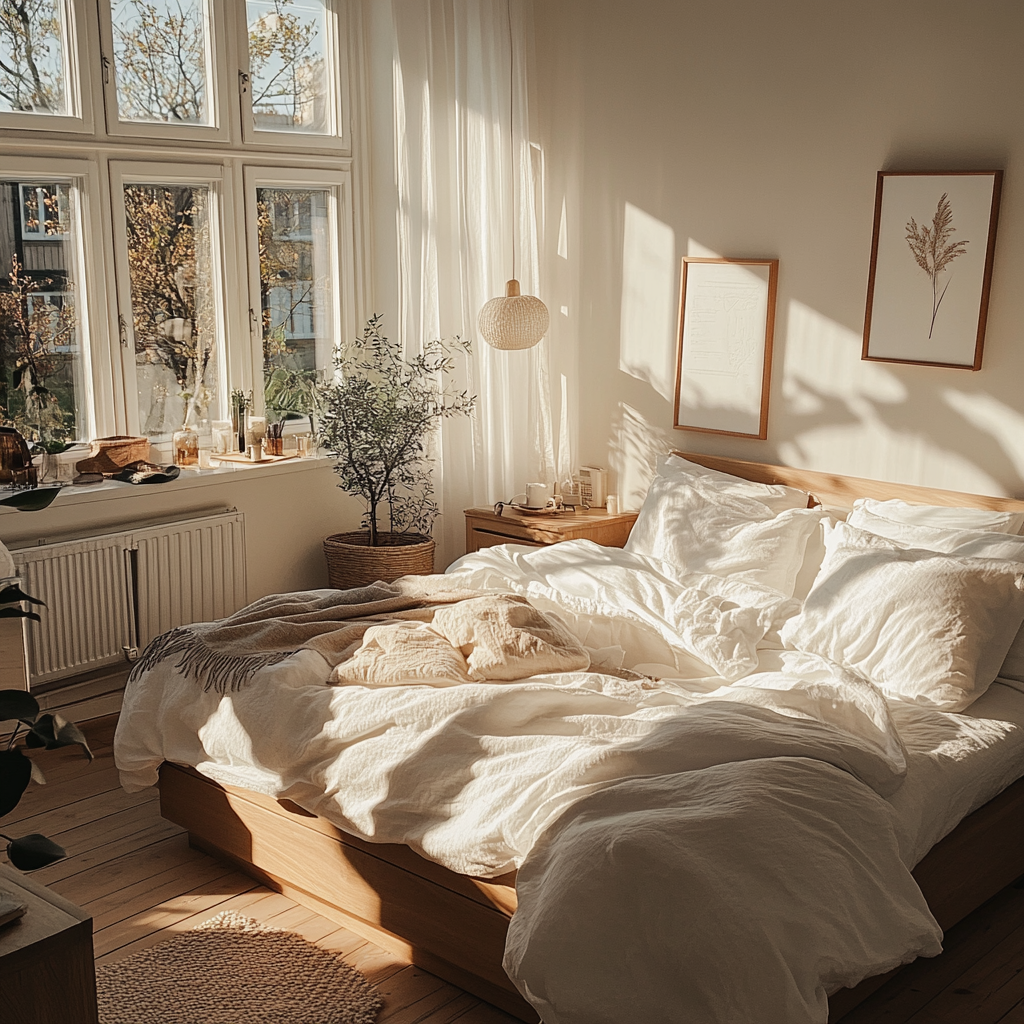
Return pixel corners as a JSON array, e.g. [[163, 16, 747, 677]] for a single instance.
[[607, 200, 1024, 503]]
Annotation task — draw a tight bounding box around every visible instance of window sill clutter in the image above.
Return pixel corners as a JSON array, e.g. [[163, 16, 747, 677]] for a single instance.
[[0, 454, 331, 512]]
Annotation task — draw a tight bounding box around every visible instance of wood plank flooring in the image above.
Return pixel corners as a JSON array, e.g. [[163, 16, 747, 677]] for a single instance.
[[4, 715, 515, 1024], [4, 712, 1024, 1023]]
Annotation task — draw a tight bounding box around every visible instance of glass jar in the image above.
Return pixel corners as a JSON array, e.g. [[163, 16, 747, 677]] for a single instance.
[[173, 425, 199, 467]]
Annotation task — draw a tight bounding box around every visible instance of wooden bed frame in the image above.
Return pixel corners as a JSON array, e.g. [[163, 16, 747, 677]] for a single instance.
[[158, 453, 1024, 1022]]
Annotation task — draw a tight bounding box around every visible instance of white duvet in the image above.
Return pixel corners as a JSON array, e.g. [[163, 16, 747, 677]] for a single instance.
[[115, 539, 951, 1024]]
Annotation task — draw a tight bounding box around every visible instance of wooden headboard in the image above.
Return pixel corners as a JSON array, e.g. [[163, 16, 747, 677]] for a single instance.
[[674, 451, 1024, 514]]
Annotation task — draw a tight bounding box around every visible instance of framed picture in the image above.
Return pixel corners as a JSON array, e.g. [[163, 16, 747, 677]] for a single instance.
[[673, 257, 778, 439], [863, 170, 1002, 369]]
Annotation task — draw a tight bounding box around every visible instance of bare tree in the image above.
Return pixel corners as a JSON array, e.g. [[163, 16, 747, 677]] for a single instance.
[[0, 0, 64, 113]]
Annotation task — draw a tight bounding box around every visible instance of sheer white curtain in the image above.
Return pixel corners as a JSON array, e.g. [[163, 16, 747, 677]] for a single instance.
[[379, 0, 555, 568]]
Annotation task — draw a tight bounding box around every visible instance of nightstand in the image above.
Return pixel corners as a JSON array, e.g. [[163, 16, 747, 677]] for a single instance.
[[0, 865, 98, 1024], [464, 506, 639, 553]]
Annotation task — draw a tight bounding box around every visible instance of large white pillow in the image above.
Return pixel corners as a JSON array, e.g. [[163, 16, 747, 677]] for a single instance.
[[779, 522, 1024, 712], [846, 508, 1024, 683], [852, 497, 1024, 535], [654, 454, 809, 513], [625, 467, 824, 596]]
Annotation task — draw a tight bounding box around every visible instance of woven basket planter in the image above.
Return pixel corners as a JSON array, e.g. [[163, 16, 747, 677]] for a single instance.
[[323, 531, 435, 589]]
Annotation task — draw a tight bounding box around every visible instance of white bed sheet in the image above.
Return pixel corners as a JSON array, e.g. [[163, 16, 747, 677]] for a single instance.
[[886, 680, 1024, 867]]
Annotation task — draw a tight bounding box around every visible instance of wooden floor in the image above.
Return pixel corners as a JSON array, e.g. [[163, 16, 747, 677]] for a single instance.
[[4, 713, 1024, 1024]]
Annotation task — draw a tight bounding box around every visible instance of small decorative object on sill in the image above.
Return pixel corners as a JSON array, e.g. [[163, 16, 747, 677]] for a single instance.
[[113, 461, 181, 485], [0, 426, 33, 483], [247, 415, 267, 446], [263, 436, 284, 457], [231, 389, 251, 453], [173, 425, 199, 467], [211, 419, 233, 455], [75, 435, 150, 476], [295, 433, 312, 457]]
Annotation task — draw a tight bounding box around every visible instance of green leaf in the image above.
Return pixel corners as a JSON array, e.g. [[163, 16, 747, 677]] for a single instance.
[[0, 488, 61, 512], [27, 714, 93, 761], [0, 749, 33, 817], [7, 833, 66, 870], [0, 689, 38, 724], [0, 584, 45, 607]]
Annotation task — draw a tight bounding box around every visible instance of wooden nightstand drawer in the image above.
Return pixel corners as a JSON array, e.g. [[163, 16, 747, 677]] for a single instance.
[[464, 507, 638, 554]]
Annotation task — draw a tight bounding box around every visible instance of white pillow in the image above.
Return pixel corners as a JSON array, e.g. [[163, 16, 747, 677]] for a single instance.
[[626, 469, 825, 596], [655, 454, 809, 513], [852, 497, 1024, 535], [846, 508, 1024, 683], [779, 522, 1024, 712]]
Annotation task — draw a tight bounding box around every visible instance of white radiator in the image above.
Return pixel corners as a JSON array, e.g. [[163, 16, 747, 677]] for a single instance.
[[10, 510, 247, 687]]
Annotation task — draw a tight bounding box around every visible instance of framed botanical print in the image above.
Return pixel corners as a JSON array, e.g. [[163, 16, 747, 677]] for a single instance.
[[674, 257, 778, 439], [862, 171, 1002, 369]]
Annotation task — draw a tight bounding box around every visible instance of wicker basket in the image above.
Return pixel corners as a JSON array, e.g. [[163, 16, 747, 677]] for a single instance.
[[323, 531, 435, 589], [76, 435, 150, 476]]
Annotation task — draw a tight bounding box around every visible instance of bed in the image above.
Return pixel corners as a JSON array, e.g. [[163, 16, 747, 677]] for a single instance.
[[115, 452, 1024, 1023]]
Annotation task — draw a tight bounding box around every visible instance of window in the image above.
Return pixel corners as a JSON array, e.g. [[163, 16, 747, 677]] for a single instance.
[[0, 3, 361, 452], [0, 160, 110, 445], [0, 0, 93, 132]]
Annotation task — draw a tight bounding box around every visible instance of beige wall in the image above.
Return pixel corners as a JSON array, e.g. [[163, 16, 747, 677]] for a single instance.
[[533, 0, 1024, 508], [0, 463, 361, 601]]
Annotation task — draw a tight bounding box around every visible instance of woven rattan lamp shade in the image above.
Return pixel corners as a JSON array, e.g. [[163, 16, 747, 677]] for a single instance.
[[478, 279, 549, 351]]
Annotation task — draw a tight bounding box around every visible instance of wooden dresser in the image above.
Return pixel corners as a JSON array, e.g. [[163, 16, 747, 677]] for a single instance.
[[464, 506, 638, 553]]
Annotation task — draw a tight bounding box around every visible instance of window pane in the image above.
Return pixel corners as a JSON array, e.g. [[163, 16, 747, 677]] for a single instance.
[[0, 179, 85, 444], [0, 0, 69, 115], [124, 183, 219, 437], [258, 186, 334, 427], [247, 0, 330, 135], [110, 0, 211, 125]]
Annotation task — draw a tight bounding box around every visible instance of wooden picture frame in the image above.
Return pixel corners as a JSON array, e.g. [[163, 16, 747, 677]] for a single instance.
[[862, 171, 1002, 370], [673, 257, 778, 439]]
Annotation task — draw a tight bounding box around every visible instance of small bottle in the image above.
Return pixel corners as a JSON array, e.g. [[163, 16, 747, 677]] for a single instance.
[[173, 425, 199, 467]]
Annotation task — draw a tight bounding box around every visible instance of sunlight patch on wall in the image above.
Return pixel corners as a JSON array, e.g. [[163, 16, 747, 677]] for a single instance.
[[779, 300, 1002, 495], [608, 401, 672, 510], [942, 390, 1024, 486], [619, 203, 675, 400], [686, 239, 722, 259]]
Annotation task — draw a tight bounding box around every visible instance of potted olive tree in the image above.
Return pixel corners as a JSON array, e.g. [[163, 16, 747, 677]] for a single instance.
[[316, 314, 475, 588]]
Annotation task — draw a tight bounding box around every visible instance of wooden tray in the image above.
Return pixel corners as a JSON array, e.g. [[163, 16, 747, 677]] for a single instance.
[[211, 452, 297, 466]]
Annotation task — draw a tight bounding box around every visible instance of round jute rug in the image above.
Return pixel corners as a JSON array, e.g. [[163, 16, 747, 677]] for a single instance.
[[95, 911, 382, 1024]]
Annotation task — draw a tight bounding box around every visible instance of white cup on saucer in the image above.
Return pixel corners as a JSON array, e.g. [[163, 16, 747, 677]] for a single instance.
[[525, 482, 552, 508]]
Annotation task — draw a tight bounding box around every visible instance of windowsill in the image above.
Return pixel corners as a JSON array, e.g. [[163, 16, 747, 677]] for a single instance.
[[0, 454, 333, 513]]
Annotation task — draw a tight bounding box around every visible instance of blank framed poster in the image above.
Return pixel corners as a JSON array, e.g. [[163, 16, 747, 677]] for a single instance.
[[673, 257, 778, 439]]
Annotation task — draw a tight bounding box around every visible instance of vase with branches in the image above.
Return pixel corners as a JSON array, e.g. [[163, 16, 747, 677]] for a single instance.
[[905, 193, 970, 339], [316, 315, 474, 586]]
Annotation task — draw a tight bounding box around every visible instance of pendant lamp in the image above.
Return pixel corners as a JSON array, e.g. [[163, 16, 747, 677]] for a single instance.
[[478, 3, 549, 351]]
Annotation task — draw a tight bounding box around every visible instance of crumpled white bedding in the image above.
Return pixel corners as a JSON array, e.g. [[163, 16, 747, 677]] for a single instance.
[[113, 538, 1024, 1024]]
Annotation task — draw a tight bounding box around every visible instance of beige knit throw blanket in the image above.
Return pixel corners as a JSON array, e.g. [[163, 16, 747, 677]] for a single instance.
[[129, 575, 485, 693]]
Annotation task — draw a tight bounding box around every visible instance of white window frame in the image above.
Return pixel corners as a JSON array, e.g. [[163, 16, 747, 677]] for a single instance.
[[237, 0, 350, 154], [242, 164, 354, 415], [97, 0, 233, 144], [0, 156, 113, 440], [0, 0, 96, 134], [109, 160, 241, 437]]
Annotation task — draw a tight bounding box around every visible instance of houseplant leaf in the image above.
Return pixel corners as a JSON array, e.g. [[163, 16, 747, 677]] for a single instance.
[[0, 607, 41, 622], [23, 714, 94, 760], [0, 488, 61, 512], [0, 748, 33, 817], [0, 689, 39, 724], [0, 584, 45, 606], [7, 833, 66, 870]]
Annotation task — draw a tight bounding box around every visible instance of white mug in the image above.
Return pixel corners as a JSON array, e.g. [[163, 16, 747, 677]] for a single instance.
[[526, 482, 552, 508], [606, 494, 620, 515]]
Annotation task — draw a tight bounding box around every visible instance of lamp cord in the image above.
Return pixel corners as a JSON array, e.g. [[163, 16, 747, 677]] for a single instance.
[[507, 0, 516, 282]]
